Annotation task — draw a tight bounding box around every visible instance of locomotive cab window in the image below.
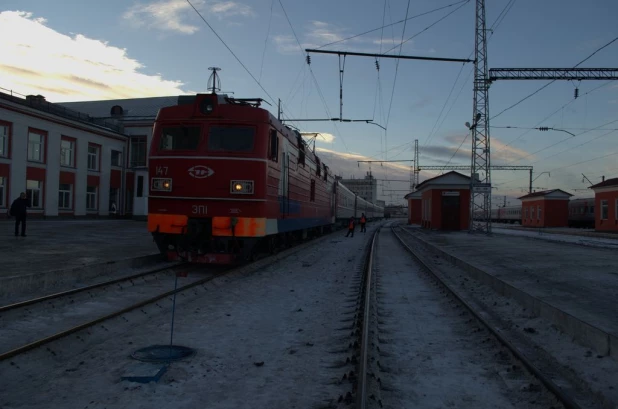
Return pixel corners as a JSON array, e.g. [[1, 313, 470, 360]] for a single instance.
[[159, 126, 201, 150], [208, 126, 255, 152]]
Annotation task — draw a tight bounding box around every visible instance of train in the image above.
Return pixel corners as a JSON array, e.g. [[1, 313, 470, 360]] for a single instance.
[[147, 91, 384, 264], [488, 198, 595, 228]]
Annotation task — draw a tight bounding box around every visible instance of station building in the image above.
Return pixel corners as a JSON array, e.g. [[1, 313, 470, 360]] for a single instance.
[[517, 189, 572, 228], [0, 91, 130, 218], [589, 177, 618, 232], [413, 171, 470, 231]]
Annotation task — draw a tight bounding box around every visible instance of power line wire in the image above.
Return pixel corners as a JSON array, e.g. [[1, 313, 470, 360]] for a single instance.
[[258, 0, 275, 83], [313, 0, 469, 50]]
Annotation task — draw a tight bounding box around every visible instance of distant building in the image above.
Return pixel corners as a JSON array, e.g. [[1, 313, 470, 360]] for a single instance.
[[517, 189, 572, 228], [589, 177, 618, 232], [340, 172, 378, 203]]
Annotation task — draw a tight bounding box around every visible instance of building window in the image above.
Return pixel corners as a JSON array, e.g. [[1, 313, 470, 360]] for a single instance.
[[0, 123, 9, 158], [524, 207, 528, 219], [589, 206, 594, 214], [130, 136, 147, 167], [600, 200, 608, 220], [137, 176, 144, 198], [531, 206, 535, 220], [111, 150, 123, 167], [88, 144, 100, 171], [86, 186, 98, 210], [310, 180, 315, 202], [109, 187, 119, 213], [615, 199, 618, 221], [537, 206, 541, 220], [58, 183, 72, 210], [28, 131, 45, 162], [60, 138, 75, 167], [0, 176, 5, 207], [26, 180, 43, 208]]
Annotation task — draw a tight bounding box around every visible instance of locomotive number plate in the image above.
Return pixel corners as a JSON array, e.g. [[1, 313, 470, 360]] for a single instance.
[[192, 205, 207, 215]]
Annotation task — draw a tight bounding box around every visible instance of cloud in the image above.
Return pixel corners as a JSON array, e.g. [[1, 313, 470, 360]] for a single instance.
[[272, 34, 302, 54], [420, 132, 532, 166], [122, 0, 254, 34], [0, 10, 195, 102], [301, 132, 335, 144]]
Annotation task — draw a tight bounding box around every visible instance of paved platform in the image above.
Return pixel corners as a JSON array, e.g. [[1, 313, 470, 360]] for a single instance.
[[0, 220, 158, 278], [493, 223, 618, 240], [403, 225, 618, 357]]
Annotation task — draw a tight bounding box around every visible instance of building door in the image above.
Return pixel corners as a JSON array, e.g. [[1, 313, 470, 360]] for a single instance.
[[441, 194, 460, 230]]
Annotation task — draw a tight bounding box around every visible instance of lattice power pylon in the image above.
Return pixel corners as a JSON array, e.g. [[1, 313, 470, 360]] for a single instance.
[[469, 0, 492, 234]]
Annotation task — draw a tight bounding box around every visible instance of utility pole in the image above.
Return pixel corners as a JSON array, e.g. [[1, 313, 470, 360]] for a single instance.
[[469, 0, 492, 234], [413, 139, 419, 190]]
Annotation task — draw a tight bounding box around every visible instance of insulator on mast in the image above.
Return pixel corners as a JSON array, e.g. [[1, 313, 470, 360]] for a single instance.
[[574, 88, 579, 99], [375, 60, 380, 71], [306, 55, 311, 65]]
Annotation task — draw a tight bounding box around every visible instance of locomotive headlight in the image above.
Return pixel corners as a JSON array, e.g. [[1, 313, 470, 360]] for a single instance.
[[230, 180, 254, 194], [152, 178, 173, 192]]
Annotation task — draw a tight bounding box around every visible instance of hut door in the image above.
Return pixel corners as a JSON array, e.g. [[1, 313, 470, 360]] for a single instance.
[[441, 194, 460, 230]]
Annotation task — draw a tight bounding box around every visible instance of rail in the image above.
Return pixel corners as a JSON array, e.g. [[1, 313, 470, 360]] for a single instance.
[[392, 226, 582, 409]]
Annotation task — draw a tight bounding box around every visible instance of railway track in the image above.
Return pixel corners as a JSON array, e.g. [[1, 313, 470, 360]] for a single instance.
[[0, 226, 348, 363], [0, 263, 215, 361], [346, 224, 583, 409]]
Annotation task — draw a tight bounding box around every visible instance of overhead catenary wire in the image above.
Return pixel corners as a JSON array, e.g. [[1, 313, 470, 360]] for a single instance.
[[185, 0, 302, 130], [277, 0, 351, 153], [258, 0, 275, 83], [313, 0, 470, 50]]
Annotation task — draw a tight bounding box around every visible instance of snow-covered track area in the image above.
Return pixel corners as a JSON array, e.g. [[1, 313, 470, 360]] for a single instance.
[[358, 225, 568, 409]]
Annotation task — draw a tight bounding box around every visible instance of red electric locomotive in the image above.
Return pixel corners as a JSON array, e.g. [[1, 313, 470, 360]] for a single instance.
[[147, 90, 336, 264]]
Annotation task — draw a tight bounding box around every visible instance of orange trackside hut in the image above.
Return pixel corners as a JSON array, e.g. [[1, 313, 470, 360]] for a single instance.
[[518, 189, 572, 228], [415, 171, 471, 231], [404, 190, 422, 225], [589, 177, 618, 232]]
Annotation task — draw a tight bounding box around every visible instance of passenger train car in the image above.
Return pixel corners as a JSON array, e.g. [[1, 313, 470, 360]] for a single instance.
[[490, 206, 522, 224], [147, 92, 383, 264], [567, 198, 595, 228]]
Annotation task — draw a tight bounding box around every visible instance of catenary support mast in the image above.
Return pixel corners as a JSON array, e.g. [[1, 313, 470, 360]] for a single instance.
[[469, 0, 491, 233]]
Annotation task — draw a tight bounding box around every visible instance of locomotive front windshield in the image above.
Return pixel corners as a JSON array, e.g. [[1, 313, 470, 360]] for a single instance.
[[159, 126, 201, 150], [208, 126, 255, 152]]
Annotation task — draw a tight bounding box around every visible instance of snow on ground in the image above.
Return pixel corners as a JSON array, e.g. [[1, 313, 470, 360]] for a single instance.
[[371, 228, 562, 409], [0, 224, 380, 409], [396, 228, 618, 409], [0, 267, 213, 355], [0, 259, 180, 305], [406, 226, 618, 339], [492, 226, 618, 249]]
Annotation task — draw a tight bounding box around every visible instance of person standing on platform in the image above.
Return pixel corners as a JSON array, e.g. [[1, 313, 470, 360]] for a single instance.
[[345, 216, 355, 237], [10, 192, 30, 237], [360, 213, 367, 233]]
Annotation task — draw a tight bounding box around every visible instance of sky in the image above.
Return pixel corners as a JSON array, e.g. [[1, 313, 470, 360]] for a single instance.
[[0, 0, 617, 206]]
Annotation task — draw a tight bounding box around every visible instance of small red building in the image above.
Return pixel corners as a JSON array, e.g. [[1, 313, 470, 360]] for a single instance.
[[518, 189, 572, 227], [589, 177, 618, 232], [415, 171, 470, 230], [404, 190, 422, 225]]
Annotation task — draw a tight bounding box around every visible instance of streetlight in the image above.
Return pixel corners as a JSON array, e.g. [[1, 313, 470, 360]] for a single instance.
[[529, 171, 550, 193]]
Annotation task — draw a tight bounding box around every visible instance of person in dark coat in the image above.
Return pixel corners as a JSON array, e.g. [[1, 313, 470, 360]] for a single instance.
[[10, 192, 30, 237]]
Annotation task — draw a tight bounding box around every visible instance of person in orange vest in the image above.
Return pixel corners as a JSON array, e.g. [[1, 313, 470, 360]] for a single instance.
[[360, 213, 367, 233], [345, 216, 355, 237]]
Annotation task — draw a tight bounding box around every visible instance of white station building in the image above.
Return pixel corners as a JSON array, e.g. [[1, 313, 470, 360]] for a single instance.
[[0, 89, 177, 219]]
